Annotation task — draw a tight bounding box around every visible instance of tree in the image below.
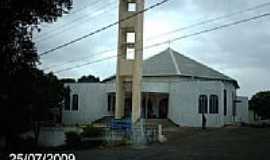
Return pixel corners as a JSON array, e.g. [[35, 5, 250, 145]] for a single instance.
[[61, 78, 76, 83], [78, 75, 100, 83], [29, 70, 65, 146], [0, 0, 72, 73], [249, 91, 270, 119], [0, 0, 72, 151], [2, 67, 65, 150]]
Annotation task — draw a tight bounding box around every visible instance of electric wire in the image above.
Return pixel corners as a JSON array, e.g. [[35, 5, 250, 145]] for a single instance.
[[39, 0, 171, 56], [52, 12, 270, 73], [44, 1, 270, 70]]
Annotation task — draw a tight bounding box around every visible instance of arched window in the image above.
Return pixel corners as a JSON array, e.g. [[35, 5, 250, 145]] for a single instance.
[[232, 92, 237, 116], [199, 95, 208, 114], [210, 95, 219, 114], [107, 93, 115, 112], [72, 94, 79, 111], [224, 90, 227, 116], [64, 87, 70, 111]]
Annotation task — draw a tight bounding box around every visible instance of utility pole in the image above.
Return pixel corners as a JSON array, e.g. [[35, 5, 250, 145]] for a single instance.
[[115, 0, 144, 123]]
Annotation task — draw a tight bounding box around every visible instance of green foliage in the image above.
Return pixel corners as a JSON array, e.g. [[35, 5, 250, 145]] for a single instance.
[[30, 70, 65, 121], [81, 125, 103, 138], [119, 138, 131, 146], [78, 75, 100, 83], [249, 91, 270, 119], [65, 131, 81, 146], [61, 78, 76, 83], [0, 0, 72, 151], [0, 0, 73, 72]]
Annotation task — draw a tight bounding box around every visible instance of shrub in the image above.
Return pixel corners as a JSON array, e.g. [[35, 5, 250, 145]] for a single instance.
[[81, 125, 103, 138], [65, 131, 81, 146]]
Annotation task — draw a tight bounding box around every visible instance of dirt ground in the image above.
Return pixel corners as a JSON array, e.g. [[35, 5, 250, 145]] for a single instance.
[[73, 127, 270, 160]]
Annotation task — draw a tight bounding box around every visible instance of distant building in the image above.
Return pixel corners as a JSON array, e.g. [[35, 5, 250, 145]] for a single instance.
[[62, 48, 249, 127]]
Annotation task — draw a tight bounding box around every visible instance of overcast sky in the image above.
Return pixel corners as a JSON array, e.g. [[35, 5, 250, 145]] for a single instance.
[[34, 0, 270, 98]]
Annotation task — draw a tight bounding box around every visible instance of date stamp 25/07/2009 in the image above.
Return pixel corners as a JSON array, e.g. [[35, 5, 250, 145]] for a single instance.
[[9, 153, 76, 160]]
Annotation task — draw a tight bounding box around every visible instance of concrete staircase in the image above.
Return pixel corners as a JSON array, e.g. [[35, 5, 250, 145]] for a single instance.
[[93, 117, 178, 132]]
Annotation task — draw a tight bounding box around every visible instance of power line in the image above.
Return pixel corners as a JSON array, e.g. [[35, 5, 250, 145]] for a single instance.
[[37, 0, 159, 43], [39, 0, 171, 56], [43, 48, 116, 70], [38, 0, 108, 31], [70, 0, 107, 15], [53, 12, 270, 73], [44, 1, 270, 70], [153, 12, 270, 48], [41, 0, 166, 70], [145, 1, 270, 41], [55, 55, 117, 73], [36, 1, 117, 42]]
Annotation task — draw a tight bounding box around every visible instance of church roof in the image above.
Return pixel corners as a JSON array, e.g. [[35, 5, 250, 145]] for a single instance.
[[103, 48, 239, 88], [143, 48, 232, 79]]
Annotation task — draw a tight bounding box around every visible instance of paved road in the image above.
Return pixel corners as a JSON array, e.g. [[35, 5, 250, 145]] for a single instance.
[[74, 127, 270, 160]]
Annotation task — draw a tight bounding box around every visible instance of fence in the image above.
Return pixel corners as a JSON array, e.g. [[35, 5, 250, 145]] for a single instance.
[[104, 119, 158, 145]]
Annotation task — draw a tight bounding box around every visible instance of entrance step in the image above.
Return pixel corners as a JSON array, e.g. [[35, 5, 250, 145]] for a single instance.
[[144, 119, 177, 128], [92, 116, 114, 127], [143, 119, 178, 136], [92, 117, 178, 131]]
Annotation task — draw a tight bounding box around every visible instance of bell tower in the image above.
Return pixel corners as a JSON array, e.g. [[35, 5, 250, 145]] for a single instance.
[[115, 0, 144, 123]]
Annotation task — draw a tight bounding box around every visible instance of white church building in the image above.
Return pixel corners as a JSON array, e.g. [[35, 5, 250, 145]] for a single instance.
[[62, 48, 249, 127]]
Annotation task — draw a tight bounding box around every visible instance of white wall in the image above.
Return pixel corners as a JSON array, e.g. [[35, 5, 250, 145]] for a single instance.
[[104, 81, 170, 93], [223, 82, 237, 124], [235, 96, 249, 123], [62, 77, 238, 127], [103, 78, 237, 128], [62, 83, 106, 125], [168, 79, 225, 127]]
